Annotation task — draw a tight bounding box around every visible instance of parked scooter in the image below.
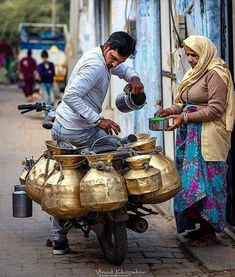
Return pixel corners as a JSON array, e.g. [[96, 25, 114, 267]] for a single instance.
[[14, 102, 181, 265]]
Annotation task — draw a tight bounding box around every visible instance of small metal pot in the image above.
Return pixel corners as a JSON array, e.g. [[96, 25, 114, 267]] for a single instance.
[[149, 117, 170, 131], [115, 92, 146, 113]]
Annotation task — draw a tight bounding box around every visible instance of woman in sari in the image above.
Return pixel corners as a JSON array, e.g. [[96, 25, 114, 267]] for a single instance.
[[156, 35, 235, 246]]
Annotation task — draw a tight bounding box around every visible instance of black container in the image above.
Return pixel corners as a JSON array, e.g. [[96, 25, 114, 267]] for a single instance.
[[12, 185, 32, 218]]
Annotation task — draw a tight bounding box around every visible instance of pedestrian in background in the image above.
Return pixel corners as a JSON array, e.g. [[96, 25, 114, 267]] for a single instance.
[[38, 50, 55, 109], [19, 49, 37, 102], [155, 35, 235, 246]]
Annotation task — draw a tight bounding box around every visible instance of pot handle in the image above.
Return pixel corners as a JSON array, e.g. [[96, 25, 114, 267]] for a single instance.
[[90, 135, 123, 150], [123, 84, 132, 95]]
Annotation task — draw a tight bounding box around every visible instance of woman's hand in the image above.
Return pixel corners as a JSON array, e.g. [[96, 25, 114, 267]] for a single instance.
[[167, 115, 184, 131], [97, 118, 121, 135], [154, 108, 174, 117]]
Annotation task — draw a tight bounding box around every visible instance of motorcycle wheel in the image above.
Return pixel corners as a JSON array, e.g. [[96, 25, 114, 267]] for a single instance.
[[96, 217, 127, 265]]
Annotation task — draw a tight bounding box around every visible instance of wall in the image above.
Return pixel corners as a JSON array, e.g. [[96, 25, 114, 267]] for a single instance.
[[175, 0, 221, 54], [106, 0, 136, 136], [135, 0, 163, 144]]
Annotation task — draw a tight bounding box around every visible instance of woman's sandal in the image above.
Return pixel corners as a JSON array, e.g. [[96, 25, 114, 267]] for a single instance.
[[183, 229, 203, 240], [190, 234, 218, 247]]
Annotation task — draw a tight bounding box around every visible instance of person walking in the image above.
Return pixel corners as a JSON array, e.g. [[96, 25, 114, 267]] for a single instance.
[[19, 49, 37, 102], [51, 31, 144, 254], [38, 50, 55, 108], [155, 35, 235, 246]]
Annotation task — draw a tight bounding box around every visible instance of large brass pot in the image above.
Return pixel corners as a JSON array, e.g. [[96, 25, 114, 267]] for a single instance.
[[41, 155, 87, 219], [45, 140, 78, 155], [19, 168, 29, 185], [128, 137, 156, 151], [131, 154, 181, 203], [80, 153, 128, 212], [123, 155, 162, 195], [135, 133, 150, 140], [25, 155, 56, 204]]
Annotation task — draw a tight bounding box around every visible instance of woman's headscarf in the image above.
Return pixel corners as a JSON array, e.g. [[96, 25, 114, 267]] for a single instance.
[[174, 35, 235, 131]]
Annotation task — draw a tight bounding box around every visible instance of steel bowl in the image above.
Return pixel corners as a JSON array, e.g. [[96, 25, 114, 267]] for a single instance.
[[149, 117, 169, 131]]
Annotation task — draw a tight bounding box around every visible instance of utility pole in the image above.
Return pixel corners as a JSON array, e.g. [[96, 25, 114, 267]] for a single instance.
[[51, 0, 56, 34], [67, 0, 81, 77]]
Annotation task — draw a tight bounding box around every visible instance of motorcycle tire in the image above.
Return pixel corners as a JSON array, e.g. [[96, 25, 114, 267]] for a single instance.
[[97, 217, 127, 265]]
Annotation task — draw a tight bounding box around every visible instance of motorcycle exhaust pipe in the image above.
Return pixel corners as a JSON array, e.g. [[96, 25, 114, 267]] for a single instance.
[[126, 214, 148, 233], [12, 184, 32, 218]]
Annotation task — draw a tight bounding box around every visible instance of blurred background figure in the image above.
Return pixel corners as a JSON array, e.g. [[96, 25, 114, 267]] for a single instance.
[[18, 49, 38, 102], [38, 50, 55, 111]]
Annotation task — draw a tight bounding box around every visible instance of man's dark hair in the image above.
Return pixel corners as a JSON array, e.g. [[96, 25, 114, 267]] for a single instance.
[[41, 50, 48, 58], [106, 31, 136, 58], [27, 49, 32, 56]]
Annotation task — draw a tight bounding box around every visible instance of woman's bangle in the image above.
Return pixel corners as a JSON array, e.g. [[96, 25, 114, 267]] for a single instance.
[[181, 111, 188, 123]]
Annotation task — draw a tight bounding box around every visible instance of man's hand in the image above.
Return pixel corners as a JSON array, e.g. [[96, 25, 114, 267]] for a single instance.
[[128, 76, 144, 94], [97, 118, 121, 135]]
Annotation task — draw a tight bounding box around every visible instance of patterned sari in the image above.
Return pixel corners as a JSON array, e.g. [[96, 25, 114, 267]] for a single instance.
[[174, 106, 228, 233]]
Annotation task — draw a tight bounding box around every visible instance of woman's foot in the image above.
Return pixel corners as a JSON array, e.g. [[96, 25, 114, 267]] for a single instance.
[[190, 233, 218, 247], [183, 229, 203, 240]]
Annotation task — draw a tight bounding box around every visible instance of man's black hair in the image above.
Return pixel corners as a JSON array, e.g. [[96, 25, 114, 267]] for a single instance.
[[27, 49, 32, 56], [106, 31, 136, 58], [41, 50, 48, 58]]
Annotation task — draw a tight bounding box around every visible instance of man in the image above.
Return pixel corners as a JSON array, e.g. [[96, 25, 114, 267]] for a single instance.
[[51, 31, 144, 255], [19, 49, 38, 102]]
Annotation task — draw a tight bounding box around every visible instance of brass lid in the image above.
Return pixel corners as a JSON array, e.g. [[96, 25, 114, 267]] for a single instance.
[[86, 152, 115, 164], [53, 155, 85, 166], [135, 133, 150, 140], [126, 154, 152, 168], [45, 140, 77, 155], [128, 137, 156, 151]]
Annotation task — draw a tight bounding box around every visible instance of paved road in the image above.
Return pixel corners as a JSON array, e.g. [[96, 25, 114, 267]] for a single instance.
[[0, 85, 226, 277]]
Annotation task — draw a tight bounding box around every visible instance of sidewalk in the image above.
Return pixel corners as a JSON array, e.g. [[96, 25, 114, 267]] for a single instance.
[[0, 85, 234, 277]]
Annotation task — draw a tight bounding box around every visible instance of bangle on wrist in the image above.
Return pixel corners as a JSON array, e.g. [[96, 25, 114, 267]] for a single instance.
[[181, 111, 188, 123]]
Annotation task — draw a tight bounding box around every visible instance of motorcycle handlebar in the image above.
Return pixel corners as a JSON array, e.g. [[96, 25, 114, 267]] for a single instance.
[[17, 102, 54, 114], [18, 104, 37, 110]]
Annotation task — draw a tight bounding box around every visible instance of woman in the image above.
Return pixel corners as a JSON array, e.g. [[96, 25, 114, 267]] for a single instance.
[[156, 35, 235, 246]]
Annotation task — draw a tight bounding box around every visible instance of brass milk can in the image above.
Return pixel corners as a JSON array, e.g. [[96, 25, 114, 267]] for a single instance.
[[41, 155, 88, 219], [123, 155, 162, 195], [80, 153, 128, 212], [25, 153, 56, 204], [132, 154, 182, 203]]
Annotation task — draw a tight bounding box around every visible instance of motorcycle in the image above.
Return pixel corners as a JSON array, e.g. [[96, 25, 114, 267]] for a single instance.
[[14, 102, 181, 265]]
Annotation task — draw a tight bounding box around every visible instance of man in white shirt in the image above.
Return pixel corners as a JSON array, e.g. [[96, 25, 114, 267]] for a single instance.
[[51, 31, 144, 254]]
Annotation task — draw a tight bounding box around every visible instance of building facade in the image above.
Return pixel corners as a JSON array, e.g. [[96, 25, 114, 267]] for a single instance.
[[68, 0, 234, 216]]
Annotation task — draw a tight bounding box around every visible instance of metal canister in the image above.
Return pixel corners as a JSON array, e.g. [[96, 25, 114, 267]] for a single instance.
[[149, 117, 170, 131], [12, 185, 32, 218], [115, 92, 146, 113]]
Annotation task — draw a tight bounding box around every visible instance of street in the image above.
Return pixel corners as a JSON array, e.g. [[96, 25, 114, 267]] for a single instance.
[[0, 84, 233, 277]]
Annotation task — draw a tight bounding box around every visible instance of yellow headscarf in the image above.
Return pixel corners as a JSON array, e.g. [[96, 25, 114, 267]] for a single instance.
[[174, 35, 235, 131]]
